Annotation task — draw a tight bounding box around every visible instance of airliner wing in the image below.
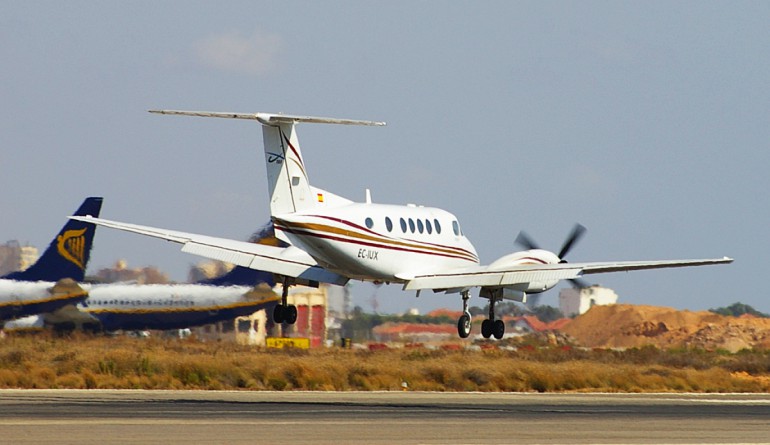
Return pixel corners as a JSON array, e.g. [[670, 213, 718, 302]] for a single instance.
[[402, 257, 733, 291], [69, 216, 349, 286]]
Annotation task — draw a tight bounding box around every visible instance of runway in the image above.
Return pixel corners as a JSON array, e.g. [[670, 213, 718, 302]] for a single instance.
[[1, 390, 769, 444]]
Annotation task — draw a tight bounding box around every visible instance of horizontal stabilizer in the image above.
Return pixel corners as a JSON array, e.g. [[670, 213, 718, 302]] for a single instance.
[[149, 110, 385, 127]]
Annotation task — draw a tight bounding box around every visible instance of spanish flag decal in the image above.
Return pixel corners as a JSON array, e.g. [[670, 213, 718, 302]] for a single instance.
[[317, 193, 324, 203]]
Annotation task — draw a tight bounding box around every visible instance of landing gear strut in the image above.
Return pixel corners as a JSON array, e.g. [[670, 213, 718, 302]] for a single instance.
[[457, 290, 472, 338], [481, 295, 505, 340], [273, 277, 297, 324]]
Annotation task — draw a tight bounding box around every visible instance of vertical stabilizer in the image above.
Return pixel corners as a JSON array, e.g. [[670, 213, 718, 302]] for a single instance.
[[148, 110, 385, 217], [4, 197, 103, 282], [261, 122, 313, 215]]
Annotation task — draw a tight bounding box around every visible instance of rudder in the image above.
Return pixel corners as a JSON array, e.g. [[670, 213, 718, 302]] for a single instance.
[[262, 122, 315, 216]]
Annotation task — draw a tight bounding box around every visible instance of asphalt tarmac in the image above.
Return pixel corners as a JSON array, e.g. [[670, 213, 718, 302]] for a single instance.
[[1, 390, 769, 444]]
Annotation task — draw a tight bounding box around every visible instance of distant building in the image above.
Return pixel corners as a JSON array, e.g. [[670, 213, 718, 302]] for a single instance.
[[193, 284, 329, 347], [373, 322, 456, 343], [559, 285, 618, 317], [0, 240, 39, 276], [195, 309, 269, 346], [95, 260, 169, 284], [188, 260, 234, 282], [509, 315, 571, 333]]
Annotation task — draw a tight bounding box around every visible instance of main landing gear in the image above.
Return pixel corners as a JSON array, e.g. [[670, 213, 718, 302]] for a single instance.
[[272, 278, 297, 324], [481, 296, 505, 340], [456, 291, 506, 340]]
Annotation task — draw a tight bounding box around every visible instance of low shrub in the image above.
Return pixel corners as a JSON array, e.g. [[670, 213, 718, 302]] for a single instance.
[[2, 334, 770, 392]]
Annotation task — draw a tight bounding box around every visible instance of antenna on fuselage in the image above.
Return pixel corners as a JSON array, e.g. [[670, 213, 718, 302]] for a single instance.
[[365, 189, 372, 204]]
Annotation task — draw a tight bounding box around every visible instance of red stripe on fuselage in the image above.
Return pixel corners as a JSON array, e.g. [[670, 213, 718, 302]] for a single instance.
[[274, 224, 478, 263], [304, 214, 479, 260]]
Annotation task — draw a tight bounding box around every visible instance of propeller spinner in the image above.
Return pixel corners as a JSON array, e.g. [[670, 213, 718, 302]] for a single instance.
[[515, 223, 590, 289]]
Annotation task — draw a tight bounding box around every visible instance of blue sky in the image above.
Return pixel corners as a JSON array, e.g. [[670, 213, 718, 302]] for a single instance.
[[2, 2, 768, 314]]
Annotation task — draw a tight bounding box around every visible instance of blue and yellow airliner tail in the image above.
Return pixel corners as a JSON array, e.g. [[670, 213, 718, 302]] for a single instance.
[[4, 197, 102, 282]]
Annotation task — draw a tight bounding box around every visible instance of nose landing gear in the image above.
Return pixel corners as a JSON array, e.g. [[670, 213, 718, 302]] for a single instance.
[[457, 290, 472, 338]]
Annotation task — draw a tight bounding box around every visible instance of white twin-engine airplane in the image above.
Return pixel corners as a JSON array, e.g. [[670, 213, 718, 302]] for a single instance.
[[74, 110, 733, 340]]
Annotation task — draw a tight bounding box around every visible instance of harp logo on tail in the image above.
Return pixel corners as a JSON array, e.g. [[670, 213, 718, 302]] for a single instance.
[[57, 228, 87, 270]]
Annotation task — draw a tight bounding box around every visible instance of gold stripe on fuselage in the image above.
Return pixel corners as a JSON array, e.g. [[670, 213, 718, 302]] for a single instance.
[[277, 219, 479, 263]]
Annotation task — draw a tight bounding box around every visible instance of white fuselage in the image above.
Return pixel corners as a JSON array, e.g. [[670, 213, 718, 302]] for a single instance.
[[39, 283, 278, 331], [0, 279, 87, 321], [0, 280, 61, 303], [273, 202, 480, 283]]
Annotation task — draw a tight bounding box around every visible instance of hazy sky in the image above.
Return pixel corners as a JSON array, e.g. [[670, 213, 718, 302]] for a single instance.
[[2, 2, 768, 314]]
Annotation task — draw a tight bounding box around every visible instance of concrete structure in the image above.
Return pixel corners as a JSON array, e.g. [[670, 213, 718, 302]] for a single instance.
[[559, 285, 618, 317]]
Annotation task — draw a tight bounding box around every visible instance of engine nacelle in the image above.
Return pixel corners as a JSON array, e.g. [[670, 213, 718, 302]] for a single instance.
[[488, 249, 560, 269], [486, 249, 562, 295]]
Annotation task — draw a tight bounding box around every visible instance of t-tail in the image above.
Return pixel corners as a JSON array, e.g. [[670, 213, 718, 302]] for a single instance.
[[4, 197, 103, 282], [149, 110, 384, 217]]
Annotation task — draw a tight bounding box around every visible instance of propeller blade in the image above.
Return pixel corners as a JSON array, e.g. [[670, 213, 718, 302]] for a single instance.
[[558, 224, 587, 260], [515, 231, 540, 250]]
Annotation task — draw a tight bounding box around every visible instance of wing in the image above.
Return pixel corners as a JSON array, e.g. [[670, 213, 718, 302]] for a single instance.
[[402, 258, 733, 291], [69, 216, 349, 286]]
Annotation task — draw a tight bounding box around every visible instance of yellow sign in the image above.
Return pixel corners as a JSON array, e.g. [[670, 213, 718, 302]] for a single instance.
[[57, 228, 87, 270], [266, 337, 310, 349]]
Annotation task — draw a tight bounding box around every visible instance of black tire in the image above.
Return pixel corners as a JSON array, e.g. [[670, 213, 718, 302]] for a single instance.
[[493, 319, 505, 339], [481, 319, 493, 339], [457, 313, 471, 338], [285, 305, 298, 324], [273, 304, 285, 323]]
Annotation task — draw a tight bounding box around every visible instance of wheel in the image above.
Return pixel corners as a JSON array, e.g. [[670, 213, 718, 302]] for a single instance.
[[284, 305, 298, 324], [493, 319, 505, 340], [481, 319, 493, 339], [457, 313, 472, 338], [273, 304, 285, 323]]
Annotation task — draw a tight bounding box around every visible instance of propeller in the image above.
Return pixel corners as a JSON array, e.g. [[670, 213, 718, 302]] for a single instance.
[[557, 223, 587, 261], [514, 231, 540, 251], [515, 223, 586, 262], [515, 223, 591, 290]]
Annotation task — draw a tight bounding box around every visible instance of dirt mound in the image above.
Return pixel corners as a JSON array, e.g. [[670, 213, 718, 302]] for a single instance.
[[561, 304, 770, 352]]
